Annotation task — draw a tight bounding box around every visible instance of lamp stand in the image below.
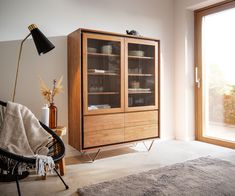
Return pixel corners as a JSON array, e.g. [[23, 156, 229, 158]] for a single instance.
[[12, 33, 31, 102]]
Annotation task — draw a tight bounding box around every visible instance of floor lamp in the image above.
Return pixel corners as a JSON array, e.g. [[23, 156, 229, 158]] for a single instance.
[[12, 24, 55, 102]]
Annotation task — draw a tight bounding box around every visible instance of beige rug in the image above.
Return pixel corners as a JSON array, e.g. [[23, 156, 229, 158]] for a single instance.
[[77, 157, 235, 196]]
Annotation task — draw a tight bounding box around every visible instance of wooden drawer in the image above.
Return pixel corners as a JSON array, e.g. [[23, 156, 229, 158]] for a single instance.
[[84, 113, 124, 132], [125, 111, 158, 127], [84, 128, 124, 148], [124, 124, 158, 142]]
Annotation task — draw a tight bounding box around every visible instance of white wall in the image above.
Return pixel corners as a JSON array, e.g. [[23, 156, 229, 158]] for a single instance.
[[0, 36, 68, 130], [0, 0, 173, 42], [0, 0, 175, 142]]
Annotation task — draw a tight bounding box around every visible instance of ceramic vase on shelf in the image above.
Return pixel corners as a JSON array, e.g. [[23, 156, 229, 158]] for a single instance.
[[49, 102, 57, 129], [41, 104, 49, 126]]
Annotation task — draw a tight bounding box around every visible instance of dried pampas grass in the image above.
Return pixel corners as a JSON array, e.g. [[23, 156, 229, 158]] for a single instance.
[[39, 76, 63, 103]]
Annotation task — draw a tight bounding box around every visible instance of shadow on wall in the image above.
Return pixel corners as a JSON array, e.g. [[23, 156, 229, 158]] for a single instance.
[[0, 36, 68, 141]]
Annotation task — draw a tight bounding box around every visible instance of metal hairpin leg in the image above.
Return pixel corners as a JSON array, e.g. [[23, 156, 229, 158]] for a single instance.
[[85, 149, 101, 162], [131, 143, 137, 147], [13, 162, 21, 196], [15, 174, 21, 196], [80, 151, 86, 156], [143, 140, 155, 152], [54, 168, 69, 189]]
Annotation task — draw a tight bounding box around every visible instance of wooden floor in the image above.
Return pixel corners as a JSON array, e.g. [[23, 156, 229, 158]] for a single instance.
[[0, 140, 235, 196]]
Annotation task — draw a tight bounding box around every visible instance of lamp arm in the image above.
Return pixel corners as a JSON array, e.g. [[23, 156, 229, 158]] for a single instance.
[[12, 33, 31, 102]]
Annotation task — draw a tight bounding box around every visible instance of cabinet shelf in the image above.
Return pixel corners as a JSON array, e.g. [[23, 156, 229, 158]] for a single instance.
[[128, 55, 154, 60], [128, 88, 152, 94], [88, 92, 119, 95], [128, 73, 153, 77], [128, 91, 152, 94], [88, 52, 120, 57], [88, 72, 119, 76]]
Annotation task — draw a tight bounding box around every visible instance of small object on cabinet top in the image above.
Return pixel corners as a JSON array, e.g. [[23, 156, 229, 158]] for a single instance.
[[126, 30, 140, 36]]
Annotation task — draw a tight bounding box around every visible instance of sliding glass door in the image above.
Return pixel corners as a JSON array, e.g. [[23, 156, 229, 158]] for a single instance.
[[195, 1, 235, 148]]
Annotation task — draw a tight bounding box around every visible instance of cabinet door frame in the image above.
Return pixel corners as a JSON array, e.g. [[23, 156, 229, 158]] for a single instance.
[[83, 33, 125, 115], [124, 38, 159, 112]]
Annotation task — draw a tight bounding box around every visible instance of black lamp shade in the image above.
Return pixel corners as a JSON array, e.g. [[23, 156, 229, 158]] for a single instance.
[[28, 24, 55, 55]]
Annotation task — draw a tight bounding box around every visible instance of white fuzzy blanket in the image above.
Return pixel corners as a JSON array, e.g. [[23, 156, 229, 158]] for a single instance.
[[0, 101, 55, 175], [0, 101, 51, 156]]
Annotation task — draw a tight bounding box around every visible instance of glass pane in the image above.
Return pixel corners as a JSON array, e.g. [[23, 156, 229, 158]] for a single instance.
[[128, 43, 155, 107], [87, 38, 121, 111], [202, 7, 235, 142]]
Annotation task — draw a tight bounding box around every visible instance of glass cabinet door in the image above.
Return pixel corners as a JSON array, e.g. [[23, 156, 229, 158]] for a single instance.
[[125, 39, 158, 111], [83, 33, 124, 115]]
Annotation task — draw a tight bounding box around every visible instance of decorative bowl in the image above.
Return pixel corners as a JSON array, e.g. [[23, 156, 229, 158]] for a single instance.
[[128, 50, 145, 57], [88, 47, 97, 53], [101, 45, 112, 54]]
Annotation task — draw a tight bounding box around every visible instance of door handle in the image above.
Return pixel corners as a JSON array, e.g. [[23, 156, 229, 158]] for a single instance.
[[195, 66, 200, 88]]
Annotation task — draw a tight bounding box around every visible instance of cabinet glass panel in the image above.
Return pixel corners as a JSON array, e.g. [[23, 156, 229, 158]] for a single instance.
[[87, 38, 121, 111], [128, 43, 155, 107]]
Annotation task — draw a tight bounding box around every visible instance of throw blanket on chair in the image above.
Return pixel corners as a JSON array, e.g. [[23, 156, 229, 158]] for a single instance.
[[0, 101, 54, 175]]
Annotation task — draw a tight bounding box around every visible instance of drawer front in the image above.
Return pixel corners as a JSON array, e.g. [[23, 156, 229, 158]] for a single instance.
[[84, 128, 124, 148], [125, 111, 158, 127], [84, 113, 124, 132], [125, 124, 158, 142]]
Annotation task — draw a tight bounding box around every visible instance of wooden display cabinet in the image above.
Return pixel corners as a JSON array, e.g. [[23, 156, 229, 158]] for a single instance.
[[68, 28, 160, 152]]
